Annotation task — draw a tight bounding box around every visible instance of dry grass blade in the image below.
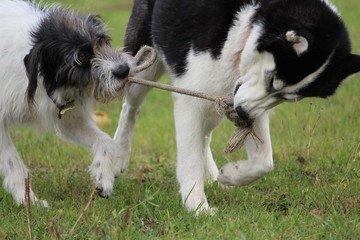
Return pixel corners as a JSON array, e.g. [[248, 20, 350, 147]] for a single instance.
[[25, 175, 32, 240], [121, 170, 144, 232], [70, 187, 96, 235]]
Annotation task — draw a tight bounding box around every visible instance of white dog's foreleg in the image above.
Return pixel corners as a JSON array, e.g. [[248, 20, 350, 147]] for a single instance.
[[113, 61, 163, 176], [0, 123, 48, 207], [174, 95, 222, 214], [217, 112, 274, 186], [57, 115, 120, 198]]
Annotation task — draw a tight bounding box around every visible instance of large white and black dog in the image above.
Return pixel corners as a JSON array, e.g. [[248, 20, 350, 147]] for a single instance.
[[114, 0, 360, 213], [0, 0, 133, 206]]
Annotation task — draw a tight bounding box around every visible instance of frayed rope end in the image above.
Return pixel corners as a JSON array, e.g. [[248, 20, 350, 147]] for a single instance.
[[215, 96, 260, 153]]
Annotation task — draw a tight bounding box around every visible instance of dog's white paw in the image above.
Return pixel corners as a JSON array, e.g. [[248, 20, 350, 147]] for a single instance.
[[18, 199, 49, 208], [217, 160, 273, 186], [30, 199, 49, 208], [112, 154, 129, 177], [14, 191, 49, 208], [39, 199, 49, 208], [90, 163, 115, 198], [94, 174, 114, 199]]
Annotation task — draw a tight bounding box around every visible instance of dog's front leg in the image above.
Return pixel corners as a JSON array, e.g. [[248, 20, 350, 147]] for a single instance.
[[173, 95, 222, 214], [217, 112, 274, 186], [113, 61, 163, 176], [57, 114, 119, 198]]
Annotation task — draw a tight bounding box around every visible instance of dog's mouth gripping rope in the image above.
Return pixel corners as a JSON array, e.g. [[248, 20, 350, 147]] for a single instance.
[[129, 46, 260, 153]]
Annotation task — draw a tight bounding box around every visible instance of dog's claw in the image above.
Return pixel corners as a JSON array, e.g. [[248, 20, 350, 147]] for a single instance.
[[96, 187, 110, 199]]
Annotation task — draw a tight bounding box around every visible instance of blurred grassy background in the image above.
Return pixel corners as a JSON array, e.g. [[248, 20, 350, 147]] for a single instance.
[[0, 0, 359, 239]]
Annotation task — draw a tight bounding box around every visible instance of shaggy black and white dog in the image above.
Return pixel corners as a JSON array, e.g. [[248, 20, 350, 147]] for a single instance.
[[114, 0, 360, 213], [0, 0, 132, 206]]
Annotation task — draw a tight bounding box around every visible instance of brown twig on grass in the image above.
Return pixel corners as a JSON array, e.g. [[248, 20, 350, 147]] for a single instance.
[[25, 174, 33, 240], [70, 187, 96, 235], [121, 171, 144, 232]]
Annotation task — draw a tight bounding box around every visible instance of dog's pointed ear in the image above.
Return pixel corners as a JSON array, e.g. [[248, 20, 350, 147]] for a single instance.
[[24, 44, 42, 108], [286, 31, 309, 56], [342, 54, 360, 79]]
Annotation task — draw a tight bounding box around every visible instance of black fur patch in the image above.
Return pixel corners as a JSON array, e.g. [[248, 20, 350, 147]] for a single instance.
[[24, 8, 110, 106], [256, 0, 355, 97], [125, 0, 360, 98]]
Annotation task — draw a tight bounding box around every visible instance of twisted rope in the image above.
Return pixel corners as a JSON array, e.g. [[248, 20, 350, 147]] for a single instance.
[[128, 46, 259, 153]]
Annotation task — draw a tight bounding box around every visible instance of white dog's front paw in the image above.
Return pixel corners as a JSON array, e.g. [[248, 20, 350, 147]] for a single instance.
[[90, 163, 115, 198], [112, 154, 129, 177], [94, 173, 114, 199], [217, 160, 273, 186]]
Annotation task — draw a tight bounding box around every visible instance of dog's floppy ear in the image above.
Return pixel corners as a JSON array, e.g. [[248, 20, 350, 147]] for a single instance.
[[24, 44, 42, 108], [285, 31, 309, 56], [342, 54, 360, 79]]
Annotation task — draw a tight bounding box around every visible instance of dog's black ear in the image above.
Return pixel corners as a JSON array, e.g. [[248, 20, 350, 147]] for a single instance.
[[24, 44, 42, 108], [342, 54, 360, 79], [285, 31, 309, 56]]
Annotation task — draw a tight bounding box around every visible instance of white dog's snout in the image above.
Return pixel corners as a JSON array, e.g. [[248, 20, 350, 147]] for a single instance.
[[112, 64, 130, 79]]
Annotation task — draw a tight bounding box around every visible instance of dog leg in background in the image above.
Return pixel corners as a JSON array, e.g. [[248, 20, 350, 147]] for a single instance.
[[217, 112, 274, 186], [204, 134, 219, 183], [174, 94, 223, 214], [113, 61, 163, 176], [0, 123, 48, 207], [56, 114, 121, 198]]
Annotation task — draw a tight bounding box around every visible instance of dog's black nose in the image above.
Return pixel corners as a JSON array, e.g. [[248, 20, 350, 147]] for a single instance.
[[113, 65, 130, 79], [235, 106, 249, 120]]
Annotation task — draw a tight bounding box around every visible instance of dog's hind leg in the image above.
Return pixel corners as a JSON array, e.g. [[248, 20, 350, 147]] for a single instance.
[[173, 95, 222, 214], [0, 122, 48, 207], [217, 112, 274, 186], [113, 60, 164, 176]]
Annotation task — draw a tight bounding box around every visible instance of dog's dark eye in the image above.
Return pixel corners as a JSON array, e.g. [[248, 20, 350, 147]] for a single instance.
[[76, 51, 91, 66], [78, 52, 86, 61]]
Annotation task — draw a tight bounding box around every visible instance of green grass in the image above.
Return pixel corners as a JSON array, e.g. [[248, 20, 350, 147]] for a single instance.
[[1, 0, 359, 239]]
